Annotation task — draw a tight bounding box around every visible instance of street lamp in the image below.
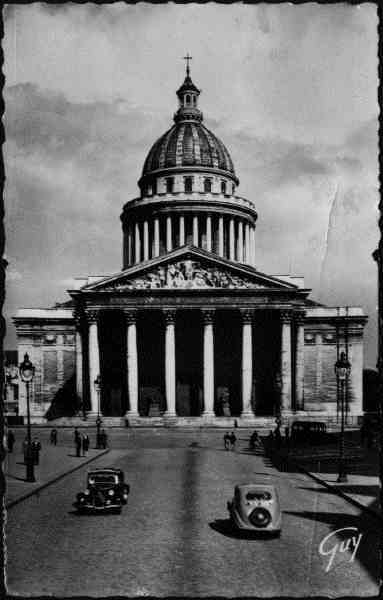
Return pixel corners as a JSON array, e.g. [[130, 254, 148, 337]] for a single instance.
[[334, 351, 351, 483], [19, 353, 36, 482], [94, 375, 102, 448]]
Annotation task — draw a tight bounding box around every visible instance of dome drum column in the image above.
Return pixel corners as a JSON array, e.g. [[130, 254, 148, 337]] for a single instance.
[[179, 215, 185, 246], [193, 215, 199, 246], [229, 218, 235, 261], [238, 220, 244, 263], [206, 215, 212, 252]]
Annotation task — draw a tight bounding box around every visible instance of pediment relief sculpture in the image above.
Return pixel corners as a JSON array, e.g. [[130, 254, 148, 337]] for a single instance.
[[102, 260, 264, 291]]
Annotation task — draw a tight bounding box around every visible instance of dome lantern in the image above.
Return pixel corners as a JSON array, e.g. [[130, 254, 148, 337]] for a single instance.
[[174, 54, 203, 124]]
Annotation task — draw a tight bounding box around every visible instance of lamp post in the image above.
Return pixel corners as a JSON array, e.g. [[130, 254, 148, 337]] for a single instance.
[[19, 353, 36, 483], [94, 375, 102, 448], [334, 351, 351, 483]]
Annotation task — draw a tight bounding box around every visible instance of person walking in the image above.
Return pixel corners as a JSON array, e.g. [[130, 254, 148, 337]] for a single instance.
[[82, 433, 90, 457], [75, 432, 82, 457], [100, 429, 108, 449], [50, 428, 58, 445], [223, 432, 230, 450], [7, 429, 15, 453], [274, 425, 282, 450], [229, 431, 237, 451], [32, 437, 41, 465], [22, 436, 29, 464]]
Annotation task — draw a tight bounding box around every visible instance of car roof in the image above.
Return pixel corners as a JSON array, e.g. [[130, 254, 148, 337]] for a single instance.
[[88, 468, 122, 475], [235, 483, 276, 491]]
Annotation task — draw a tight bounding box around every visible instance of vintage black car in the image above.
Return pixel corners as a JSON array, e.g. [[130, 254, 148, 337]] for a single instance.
[[74, 468, 130, 513]]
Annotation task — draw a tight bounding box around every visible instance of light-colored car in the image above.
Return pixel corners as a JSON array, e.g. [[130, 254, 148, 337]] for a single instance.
[[227, 483, 282, 536]]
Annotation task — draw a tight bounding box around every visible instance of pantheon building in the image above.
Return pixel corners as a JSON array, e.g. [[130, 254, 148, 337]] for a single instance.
[[14, 65, 367, 427]]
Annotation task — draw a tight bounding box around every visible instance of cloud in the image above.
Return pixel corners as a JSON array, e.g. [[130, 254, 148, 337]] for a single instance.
[[6, 269, 22, 282]]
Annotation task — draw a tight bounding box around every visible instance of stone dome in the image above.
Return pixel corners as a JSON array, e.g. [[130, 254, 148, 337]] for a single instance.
[[142, 122, 237, 179], [140, 65, 238, 186]]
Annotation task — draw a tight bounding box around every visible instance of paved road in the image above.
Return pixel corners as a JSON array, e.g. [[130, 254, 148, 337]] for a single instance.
[[6, 433, 379, 597]]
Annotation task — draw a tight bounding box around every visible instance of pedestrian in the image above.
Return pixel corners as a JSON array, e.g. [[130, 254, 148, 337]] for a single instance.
[[22, 436, 29, 464], [32, 436, 41, 465], [75, 433, 82, 457], [250, 430, 258, 450], [7, 429, 15, 453], [234, 419, 238, 429], [100, 429, 108, 449], [50, 428, 58, 445], [223, 432, 230, 450], [274, 425, 282, 450], [82, 433, 90, 456], [284, 426, 290, 449], [229, 431, 237, 451]]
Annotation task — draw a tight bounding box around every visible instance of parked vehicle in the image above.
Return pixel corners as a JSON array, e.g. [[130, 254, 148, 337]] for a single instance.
[[74, 468, 130, 514], [227, 483, 281, 536]]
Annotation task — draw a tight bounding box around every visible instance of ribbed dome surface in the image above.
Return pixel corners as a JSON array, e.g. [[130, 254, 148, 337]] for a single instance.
[[142, 122, 236, 177]]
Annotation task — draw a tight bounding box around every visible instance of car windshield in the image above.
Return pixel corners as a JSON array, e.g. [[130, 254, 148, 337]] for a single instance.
[[88, 474, 118, 485], [245, 491, 272, 501]]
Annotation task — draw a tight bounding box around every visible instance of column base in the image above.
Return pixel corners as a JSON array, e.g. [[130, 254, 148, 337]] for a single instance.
[[240, 411, 255, 420]]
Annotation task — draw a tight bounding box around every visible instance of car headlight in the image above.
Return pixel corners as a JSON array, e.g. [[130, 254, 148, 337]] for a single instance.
[[106, 500, 111, 505], [84, 490, 90, 495], [108, 489, 115, 496]]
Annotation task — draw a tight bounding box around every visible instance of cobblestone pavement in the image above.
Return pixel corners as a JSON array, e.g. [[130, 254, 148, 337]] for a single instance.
[[5, 430, 379, 597]]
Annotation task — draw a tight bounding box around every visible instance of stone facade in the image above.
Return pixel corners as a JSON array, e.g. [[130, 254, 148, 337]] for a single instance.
[[13, 66, 367, 426]]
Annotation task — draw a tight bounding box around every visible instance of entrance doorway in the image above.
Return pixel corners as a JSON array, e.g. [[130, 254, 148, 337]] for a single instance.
[[99, 311, 126, 416], [176, 311, 203, 416]]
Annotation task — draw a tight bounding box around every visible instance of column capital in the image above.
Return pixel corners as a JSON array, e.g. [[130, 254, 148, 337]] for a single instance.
[[73, 307, 85, 328], [202, 309, 215, 324], [163, 309, 177, 325], [294, 312, 306, 326], [280, 310, 293, 324], [123, 309, 137, 325], [240, 308, 254, 324], [85, 309, 100, 324]]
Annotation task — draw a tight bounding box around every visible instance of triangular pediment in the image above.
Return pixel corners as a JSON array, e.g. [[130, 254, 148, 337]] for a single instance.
[[82, 247, 300, 293]]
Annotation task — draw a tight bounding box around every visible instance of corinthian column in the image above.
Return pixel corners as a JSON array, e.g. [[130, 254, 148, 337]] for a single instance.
[[245, 223, 250, 264], [280, 311, 292, 412], [166, 216, 173, 252], [238, 221, 244, 262], [163, 310, 177, 417], [73, 309, 83, 406], [295, 313, 305, 410], [206, 215, 212, 252], [179, 215, 185, 246], [135, 222, 141, 263], [202, 310, 215, 417], [154, 218, 160, 257], [218, 216, 224, 257], [193, 215, 199, 247], [241, 309, 254, 418], [87, 310, 100, 414], [143, 220, 149, 261], [229, 218, 235, 260], [124, 310, 139, 416]]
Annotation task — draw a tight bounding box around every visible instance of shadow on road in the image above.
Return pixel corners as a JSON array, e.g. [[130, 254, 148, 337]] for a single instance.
[[284, 505, 379, 581], [210, 519, 280, 540]]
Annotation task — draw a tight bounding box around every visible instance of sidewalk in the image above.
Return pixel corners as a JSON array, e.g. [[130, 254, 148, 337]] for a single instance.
[[265, 437, 381, 520], [5, 442, 109, 508]]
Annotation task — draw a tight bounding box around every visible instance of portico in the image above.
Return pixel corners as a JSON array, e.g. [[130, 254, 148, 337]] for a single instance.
[[70, 247, 309, 424]]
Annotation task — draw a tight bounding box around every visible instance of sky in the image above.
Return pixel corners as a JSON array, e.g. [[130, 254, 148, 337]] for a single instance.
[[3, 3, 379, 367]]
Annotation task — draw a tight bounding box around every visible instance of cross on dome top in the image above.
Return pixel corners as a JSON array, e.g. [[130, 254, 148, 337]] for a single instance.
[[183, 53, 192, 77]]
